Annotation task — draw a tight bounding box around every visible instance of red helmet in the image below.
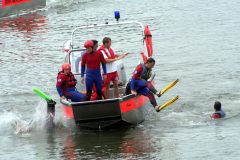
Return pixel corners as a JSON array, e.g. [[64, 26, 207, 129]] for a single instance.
[[62, 63, 71, 71], [84, 40, 94, 48]]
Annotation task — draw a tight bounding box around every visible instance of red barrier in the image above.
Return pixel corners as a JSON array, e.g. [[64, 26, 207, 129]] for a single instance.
[[2, 0, 31, 7]]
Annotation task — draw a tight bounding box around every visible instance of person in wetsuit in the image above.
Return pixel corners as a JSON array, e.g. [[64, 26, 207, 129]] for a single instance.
[[56, 63, 86, 102], [130, 57, 162, 112], [81, 40, 107, 100], [211, 101, 226, 118]]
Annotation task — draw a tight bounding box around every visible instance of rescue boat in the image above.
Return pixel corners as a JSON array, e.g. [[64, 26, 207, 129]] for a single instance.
[[59, 12, 179, 129], [0, 0, 46, 18], [60, 15, 152, 129]]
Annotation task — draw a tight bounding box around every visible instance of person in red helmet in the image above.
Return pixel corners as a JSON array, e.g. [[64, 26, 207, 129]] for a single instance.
[[81, 40, 107, 100], [99, 37, 128, 98], [56, 63, 87, 102]]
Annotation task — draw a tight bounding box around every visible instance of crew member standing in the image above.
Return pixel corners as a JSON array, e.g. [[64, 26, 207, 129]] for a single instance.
[[81, 40, 107, 100], [99, 37, 128, 98]]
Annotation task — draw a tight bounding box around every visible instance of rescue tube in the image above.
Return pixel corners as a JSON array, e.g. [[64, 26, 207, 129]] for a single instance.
[[144, 25, 153, 57], [140, 51, 148, 63]]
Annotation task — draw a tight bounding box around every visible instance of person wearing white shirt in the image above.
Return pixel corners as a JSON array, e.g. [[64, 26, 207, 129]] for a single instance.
[[99, 37, 128, 98]]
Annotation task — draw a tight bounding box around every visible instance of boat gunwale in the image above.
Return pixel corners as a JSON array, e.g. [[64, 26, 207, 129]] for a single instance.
[[61, 94, 139, 106]]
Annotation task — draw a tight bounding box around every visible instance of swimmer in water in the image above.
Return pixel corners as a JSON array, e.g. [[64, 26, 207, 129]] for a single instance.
[[211, 101, 226, 119]]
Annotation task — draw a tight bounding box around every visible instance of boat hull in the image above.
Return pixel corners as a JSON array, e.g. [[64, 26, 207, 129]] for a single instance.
[[61, 94, 149, 129]]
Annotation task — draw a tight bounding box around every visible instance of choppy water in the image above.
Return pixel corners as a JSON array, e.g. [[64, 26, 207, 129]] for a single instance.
[[1, 0, 240, 159]]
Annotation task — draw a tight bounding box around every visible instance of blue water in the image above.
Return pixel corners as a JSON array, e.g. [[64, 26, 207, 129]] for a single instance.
[[0, 0, 240, 159]]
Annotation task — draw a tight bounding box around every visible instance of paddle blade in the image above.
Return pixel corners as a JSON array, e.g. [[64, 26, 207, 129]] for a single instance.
[[32, 87, 52, 101], [158, 96, 179, 111], [160, 79, 179, 95]]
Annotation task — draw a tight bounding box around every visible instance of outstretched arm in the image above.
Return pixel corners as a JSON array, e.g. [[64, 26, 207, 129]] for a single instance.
[[115, 52, 129, 60]]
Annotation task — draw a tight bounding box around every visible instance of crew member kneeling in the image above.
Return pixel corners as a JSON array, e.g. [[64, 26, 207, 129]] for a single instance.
[[56, 63, 87, 102], [130, 58, 161, 112]]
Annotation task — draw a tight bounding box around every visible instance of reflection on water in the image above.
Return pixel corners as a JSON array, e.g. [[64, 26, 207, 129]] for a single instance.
[[0, 13, 47, 34], [55, 127, 158, 159]]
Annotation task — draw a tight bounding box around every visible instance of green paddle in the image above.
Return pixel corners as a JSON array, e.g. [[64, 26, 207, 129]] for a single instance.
[[32, 87, 52, 102]]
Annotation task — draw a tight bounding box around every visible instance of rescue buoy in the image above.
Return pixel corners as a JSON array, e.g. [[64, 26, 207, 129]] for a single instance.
[[144, 25, 153, 57]]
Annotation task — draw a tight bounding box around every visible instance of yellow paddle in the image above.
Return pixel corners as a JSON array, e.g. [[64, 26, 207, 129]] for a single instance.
[[160, 79, 179, 95], [157, 96, 179, 112]]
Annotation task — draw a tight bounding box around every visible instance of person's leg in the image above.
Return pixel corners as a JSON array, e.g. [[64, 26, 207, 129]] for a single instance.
[[104, 83, 110, 98], [138, 79, 147, 89], [125, 80, 131, 95], [67, 91, 87, 102], [95, 75, 103, 100], [147, 92, 159, 111], [112, 71, 119, 98], [130, 79, 147, 92], [85, 76, 94, 101], [113, 80, 119, 98], [138, 87, 158, 111], [103, 73, 111, 99]]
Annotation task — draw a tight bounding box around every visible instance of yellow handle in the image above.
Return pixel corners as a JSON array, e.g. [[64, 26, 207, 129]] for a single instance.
[[160, 79, 179, 95], [158, 96, 179, 111]]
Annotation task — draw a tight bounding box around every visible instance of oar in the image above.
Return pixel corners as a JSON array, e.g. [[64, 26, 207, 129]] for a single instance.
[[160, 79, 179, 95], [32, 87, 52, 102], [157, 96, 179, 112]]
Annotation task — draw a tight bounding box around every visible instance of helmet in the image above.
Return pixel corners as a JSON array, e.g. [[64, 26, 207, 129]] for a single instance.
[[62, 63, 71, 70], [84, 40, 94, 48]]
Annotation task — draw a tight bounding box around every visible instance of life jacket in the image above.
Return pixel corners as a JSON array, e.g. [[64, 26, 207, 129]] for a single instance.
[[57, 71, 77, 90], [99, 45, 115, 59], [140, 63, 152, 80], [211, 110, 225, 119]]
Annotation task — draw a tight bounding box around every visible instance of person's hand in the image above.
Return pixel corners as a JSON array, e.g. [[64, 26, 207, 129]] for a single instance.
[[131, 90, 137, 95], [60, 96, 66, 100], [81, 77, 85, 84], [124, 52, 129, 57], [103, 74, 107, 82]]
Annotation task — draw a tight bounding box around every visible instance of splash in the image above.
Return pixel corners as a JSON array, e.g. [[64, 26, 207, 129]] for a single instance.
[[0, 110, 32, 134], [0, 100, 66, 135]]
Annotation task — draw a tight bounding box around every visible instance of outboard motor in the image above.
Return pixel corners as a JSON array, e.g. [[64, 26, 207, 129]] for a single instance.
[[32, 87, 56, 131], [46, 99, 56, 129]]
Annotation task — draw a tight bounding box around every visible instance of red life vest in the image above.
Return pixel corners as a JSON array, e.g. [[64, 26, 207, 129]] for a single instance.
[[57, 71, 77, 90], [99, 45, 115, 59]]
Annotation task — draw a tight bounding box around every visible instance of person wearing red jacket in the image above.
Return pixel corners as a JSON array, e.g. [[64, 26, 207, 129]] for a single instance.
[[56, 63, 86, 102], [81, 40, 107, 100]]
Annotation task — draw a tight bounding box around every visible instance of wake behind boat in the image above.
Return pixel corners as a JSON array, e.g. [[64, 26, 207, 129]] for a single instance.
[[0, 0, 46, 18]]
